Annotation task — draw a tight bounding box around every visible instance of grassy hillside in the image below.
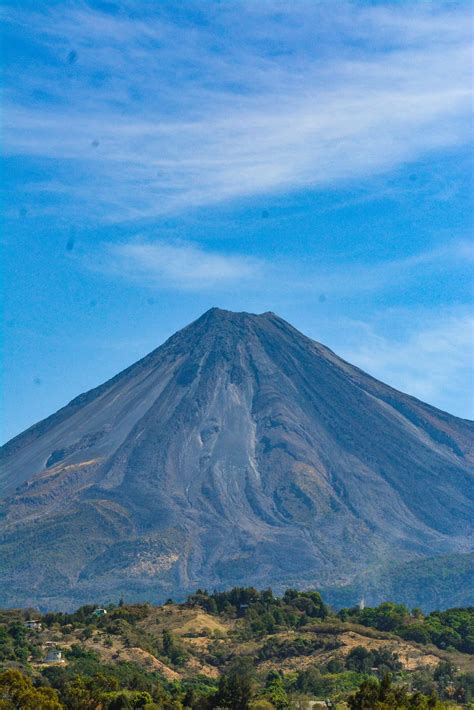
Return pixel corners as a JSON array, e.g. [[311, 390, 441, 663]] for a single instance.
[[0, 588, 473, 709]]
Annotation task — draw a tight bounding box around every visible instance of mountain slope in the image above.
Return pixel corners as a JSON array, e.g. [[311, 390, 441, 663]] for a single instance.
[[0, 308, 473, 609]]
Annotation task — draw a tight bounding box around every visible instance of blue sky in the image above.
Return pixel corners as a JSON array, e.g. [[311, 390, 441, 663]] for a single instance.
[[1, 0, 473, 443]]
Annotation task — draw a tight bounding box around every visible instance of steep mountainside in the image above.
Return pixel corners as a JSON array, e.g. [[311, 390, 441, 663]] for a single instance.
[[0, 308, 473, 609]]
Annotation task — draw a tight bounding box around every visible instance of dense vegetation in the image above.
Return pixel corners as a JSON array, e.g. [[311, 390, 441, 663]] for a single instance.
[[338, 603, 474, 654], [0, 589, 473, 709]]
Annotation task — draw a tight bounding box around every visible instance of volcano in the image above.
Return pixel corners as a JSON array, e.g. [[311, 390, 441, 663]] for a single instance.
[[0, 308, 473, 610]]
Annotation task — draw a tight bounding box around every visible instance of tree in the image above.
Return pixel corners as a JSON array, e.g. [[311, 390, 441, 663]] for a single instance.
[[104, 690, 154, 709], [348, 677, 380, 710], [249, 702, 274, 710], [282, 590, 327, 619], [214, 658, 256, 710], [162, 629, 175, 658], [345, 646, 373, 673], [348, 674, 451, 710], [62, 675, 100, 710], [162, 629, 187, 665], [263, 672, 288, 710], [0, 669, 63, 710]]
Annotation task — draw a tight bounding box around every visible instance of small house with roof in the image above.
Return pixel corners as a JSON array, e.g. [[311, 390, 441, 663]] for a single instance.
[[24, 619, 42, 631], [43, 647, 65, 664]]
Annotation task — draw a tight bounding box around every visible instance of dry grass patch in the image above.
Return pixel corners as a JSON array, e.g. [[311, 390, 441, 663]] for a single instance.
[[83, 633, 180, 681]]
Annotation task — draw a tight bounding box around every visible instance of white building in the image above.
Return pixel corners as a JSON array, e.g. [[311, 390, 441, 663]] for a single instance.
[[25, 620, 42, 630], [44, 648, 65, 663]]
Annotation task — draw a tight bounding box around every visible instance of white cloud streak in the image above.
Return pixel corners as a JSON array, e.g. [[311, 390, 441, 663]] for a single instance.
[[3, 1, 472, 221], [96, 240, 262, 290], [91, 236, 472, 293]]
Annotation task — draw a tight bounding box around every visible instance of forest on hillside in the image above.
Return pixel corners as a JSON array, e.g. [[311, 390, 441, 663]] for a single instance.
[[0, 588, 473, 709]]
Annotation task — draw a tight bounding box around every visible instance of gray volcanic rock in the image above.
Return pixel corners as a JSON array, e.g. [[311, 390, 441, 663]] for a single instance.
[[0, 308, 473, 610]]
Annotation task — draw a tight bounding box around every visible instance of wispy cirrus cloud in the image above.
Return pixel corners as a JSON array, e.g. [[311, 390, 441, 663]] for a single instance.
[[2, 1, 472, 222], [90, 236, 472, 294], [95, 240, 263, 290]]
